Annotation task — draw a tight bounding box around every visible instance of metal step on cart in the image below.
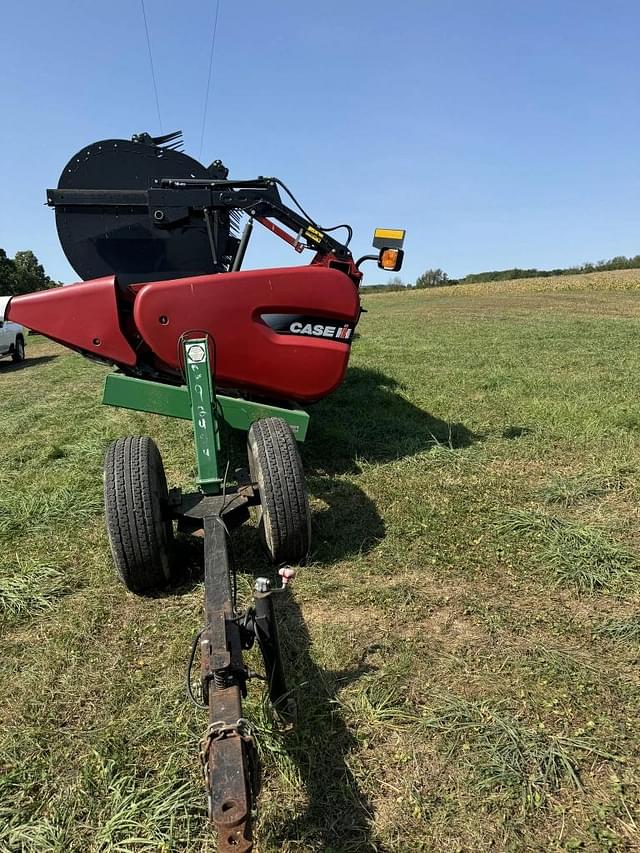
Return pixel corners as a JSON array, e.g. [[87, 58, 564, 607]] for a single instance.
[[102, 334, 311, 853]]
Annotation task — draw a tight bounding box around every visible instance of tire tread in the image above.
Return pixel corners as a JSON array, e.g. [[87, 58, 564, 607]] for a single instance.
[[104, 436, 172, 593], [248, 418, 310, 564]]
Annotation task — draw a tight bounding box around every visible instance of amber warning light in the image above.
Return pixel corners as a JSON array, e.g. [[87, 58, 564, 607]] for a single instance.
[[355, 228, 406, 273], [373, 228, 405, 272], [377, 248, 402, 271]]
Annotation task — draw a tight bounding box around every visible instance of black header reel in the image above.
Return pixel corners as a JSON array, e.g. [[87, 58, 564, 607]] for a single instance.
[[51, 130, 241, 286]]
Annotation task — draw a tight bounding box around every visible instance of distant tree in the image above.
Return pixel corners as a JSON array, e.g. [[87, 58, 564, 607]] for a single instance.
[[456, 254, 640, 286], [0, 249, 17, 296], [0, 248, 55, 296], [364, 276, 409, 293], [370, 252, 640, 296], [415, 268, 449, 288], [13, 250, 53, 294]]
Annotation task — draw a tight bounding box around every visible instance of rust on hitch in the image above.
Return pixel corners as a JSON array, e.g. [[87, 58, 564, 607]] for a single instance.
[[200, 718, 256, 852]]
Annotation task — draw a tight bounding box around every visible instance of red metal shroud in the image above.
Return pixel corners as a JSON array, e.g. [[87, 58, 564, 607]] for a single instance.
[[132, 265, 360, 402], [6, 265, 360, 404], [7, 276, 137, 366]]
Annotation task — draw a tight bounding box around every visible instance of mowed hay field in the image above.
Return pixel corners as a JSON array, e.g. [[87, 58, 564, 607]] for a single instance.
[[2, 269, 640, 852]]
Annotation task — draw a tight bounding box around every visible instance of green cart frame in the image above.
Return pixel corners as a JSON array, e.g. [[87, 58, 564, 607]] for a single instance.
[[102, 336, 312, 852]]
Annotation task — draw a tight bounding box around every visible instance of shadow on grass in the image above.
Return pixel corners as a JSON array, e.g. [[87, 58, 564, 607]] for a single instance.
[[307, 475, 385, 564], [170, 481, 379, 613], [268, 591, 377, 852], [304, 367, 479, 474], [224, 473, 384, 572], [163, 367, 458, 845], [221, 366, 477, 477], [168, 527, 379, 848], [171, 470, 386, 585], [0, 355, 58, 372]]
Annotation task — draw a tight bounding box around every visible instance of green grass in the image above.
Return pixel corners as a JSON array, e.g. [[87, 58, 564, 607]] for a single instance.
[[0, 558, 67, 619], [595, 615, 640, 643], [498, 509, 639, 593], [538, 469, 632, 507], [419, 695, 612, 811], [2, 270, 640, 851]]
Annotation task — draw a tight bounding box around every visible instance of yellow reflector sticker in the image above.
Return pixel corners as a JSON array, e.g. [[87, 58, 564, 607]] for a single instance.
[[374, 228, 405, 241], [305, 226, 323, 244]]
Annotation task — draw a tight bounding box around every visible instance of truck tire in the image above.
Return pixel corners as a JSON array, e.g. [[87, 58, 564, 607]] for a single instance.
[[247, 418, 311, 564], [11, 336, 25, 363], [103, 436, 174, 593]]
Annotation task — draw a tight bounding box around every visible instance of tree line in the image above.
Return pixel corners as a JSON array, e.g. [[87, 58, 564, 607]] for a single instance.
[[459, 254, 640, 284], [0, 248, 57, 297], [368, 254, 640, 292], [6, 244, 640, 296]]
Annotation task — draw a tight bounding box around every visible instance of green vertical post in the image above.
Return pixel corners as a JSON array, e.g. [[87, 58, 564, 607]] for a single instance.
[[183, 337, 222, 495]]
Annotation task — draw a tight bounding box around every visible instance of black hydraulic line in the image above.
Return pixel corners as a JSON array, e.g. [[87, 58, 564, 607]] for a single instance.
[[273, 178, 353, 245], [186, 627, 208, 708]]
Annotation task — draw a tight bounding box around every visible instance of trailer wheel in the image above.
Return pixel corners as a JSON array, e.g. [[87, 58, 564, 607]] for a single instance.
[[103, 436, 174, 593], [247, 418, 311, 564]]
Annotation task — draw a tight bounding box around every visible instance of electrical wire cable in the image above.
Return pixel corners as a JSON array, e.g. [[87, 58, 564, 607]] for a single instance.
[[140, 0, 163, 132], [186, 626, 208, 708], [199, 0, 221, 159], [273, 178, 353, 245]]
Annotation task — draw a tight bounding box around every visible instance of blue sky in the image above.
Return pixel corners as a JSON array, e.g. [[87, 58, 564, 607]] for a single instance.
[[1, 0, 638, 285]]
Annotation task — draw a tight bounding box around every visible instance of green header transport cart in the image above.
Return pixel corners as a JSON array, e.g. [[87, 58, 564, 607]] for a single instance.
[[2, 131, 405, 851]]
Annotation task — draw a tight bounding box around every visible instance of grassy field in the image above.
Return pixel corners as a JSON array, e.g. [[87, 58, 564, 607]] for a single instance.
[[1, 269, 640, 852]]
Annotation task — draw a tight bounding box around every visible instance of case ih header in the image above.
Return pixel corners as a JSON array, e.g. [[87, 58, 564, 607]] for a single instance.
[[1, 131, 405, 850]]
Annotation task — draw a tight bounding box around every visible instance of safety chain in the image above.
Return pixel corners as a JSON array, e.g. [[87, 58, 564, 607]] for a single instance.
[[199, 718, 253, 783]]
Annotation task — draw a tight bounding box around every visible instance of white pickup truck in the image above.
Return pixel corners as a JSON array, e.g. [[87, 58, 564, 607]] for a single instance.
[[0, 318, 26, 363]]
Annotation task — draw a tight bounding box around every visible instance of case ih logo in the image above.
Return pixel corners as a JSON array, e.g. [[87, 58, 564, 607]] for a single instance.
[[289, 321, 352, 341], [260, 313, 354, 345]]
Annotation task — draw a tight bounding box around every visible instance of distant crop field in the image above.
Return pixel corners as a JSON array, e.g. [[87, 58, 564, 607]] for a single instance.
[[1, 268, 640, 851], [398, 266, 640, 297]]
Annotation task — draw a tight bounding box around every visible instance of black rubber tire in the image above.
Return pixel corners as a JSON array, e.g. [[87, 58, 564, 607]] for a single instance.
[[11, 336, 25, 363], [247, 417, 311, 564], [103, 436, 174, 593]]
